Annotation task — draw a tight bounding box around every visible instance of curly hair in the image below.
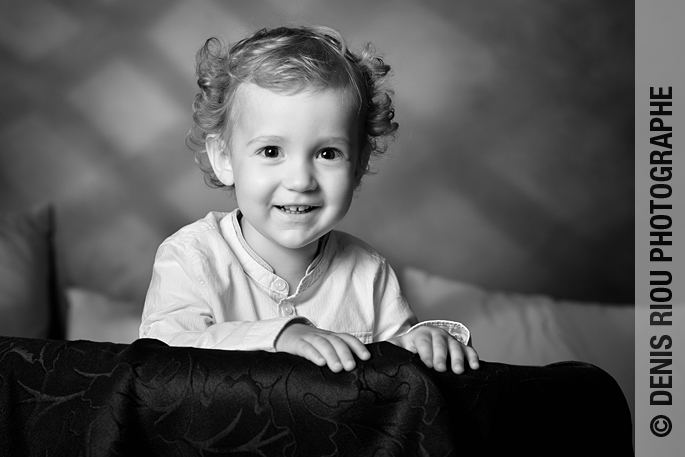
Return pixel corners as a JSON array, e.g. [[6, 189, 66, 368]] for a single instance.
[[186, 25, 398, 189]]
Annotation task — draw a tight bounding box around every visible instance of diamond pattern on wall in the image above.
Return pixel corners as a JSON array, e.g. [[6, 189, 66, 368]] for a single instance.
[[160, 169, 235, 221], [149, 0, 247, 80], [356, 2, 496, 119], [67, 59, 186, 155], [0, 114, 96, 203], [0, 0, 80, 60], [0, 1, 634, 303]]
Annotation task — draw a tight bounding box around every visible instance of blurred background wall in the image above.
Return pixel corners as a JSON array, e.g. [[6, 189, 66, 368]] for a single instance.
[[0, 0, 634, 306]]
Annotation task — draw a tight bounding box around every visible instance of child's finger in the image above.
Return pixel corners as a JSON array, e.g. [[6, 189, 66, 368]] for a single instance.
[[431, 336, 449, 372], [310, 336, 345, 372], [297, 340, 327, 367], [337, 333, 371, 361], [324, 335, 357, 371], [447, 337, 465, 374], [414, 336, 434, 368], [465, 344, 480, 370]]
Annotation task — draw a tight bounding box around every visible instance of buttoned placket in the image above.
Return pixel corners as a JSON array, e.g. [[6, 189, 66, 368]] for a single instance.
[[268, 257, 329, 318], [270, 278, 297, 317], [227, 210, 335, 321], [279, 298, 296, 317]]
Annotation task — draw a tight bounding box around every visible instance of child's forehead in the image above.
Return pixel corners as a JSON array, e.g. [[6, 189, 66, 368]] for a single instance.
[[232, 83, 362, 123], [227, 83, 364, 149]]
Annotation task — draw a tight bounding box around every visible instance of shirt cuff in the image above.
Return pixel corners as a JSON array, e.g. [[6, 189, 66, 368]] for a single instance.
[[407, 320, 470, 346]]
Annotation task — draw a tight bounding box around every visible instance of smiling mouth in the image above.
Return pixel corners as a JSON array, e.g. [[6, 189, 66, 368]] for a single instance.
[[275, 205, 317, 214]]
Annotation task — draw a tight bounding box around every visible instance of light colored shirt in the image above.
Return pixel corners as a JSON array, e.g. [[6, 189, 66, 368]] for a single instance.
[[140, 210, 469, 351]]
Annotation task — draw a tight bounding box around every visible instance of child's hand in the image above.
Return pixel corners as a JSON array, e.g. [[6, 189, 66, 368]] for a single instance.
[[388, 326, 479, 374], [275, 323, 371, 372]]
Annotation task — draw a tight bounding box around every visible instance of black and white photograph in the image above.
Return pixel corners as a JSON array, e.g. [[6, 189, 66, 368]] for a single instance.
[[0, 0, 671, 454]]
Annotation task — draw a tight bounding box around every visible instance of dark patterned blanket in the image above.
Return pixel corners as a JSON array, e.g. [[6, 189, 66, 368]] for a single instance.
[[0, 337, 633, 456]]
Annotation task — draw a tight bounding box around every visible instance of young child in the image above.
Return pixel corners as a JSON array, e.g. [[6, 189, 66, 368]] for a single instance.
[[140, 25, 479, 375]]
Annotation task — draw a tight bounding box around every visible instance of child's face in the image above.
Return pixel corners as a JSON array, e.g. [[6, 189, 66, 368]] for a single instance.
[[214, 83, 360, 257]]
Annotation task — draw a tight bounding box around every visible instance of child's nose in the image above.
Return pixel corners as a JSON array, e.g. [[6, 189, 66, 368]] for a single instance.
[[282, 161, 317, 192]]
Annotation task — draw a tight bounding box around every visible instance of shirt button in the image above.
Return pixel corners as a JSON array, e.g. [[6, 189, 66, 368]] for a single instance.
[[283, 304, 295, 316], [274, 279, 287, 291]]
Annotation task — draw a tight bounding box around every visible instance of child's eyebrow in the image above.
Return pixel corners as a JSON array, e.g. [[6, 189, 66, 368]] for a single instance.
[[247, 135, 285, 146], [320, 136, 353, 146]]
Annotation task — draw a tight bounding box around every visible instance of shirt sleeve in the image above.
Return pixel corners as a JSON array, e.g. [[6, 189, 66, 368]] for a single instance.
[[404, 320, 470, 346], [372, 261, 471, 346], [371, 260, 418, 341], [140, 238, 308, 352]]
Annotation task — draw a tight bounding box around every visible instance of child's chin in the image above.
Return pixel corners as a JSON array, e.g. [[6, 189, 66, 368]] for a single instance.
[[276, 234, 323, 251]]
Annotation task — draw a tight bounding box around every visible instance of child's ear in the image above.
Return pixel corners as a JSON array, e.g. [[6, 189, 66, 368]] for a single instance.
[[206, 134, 235, 186], [354, 143, 372, 187]]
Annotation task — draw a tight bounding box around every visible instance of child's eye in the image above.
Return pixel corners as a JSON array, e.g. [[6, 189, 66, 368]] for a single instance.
[[317, 148, 342, 160], [259, 146, 281, 158]]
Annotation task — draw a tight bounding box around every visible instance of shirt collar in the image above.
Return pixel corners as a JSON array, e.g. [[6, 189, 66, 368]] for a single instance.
[[221, 209, 336, 298]]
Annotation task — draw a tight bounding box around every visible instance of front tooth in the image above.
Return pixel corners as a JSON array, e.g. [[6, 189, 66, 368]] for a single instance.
[[280, 205, 310, 212]]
